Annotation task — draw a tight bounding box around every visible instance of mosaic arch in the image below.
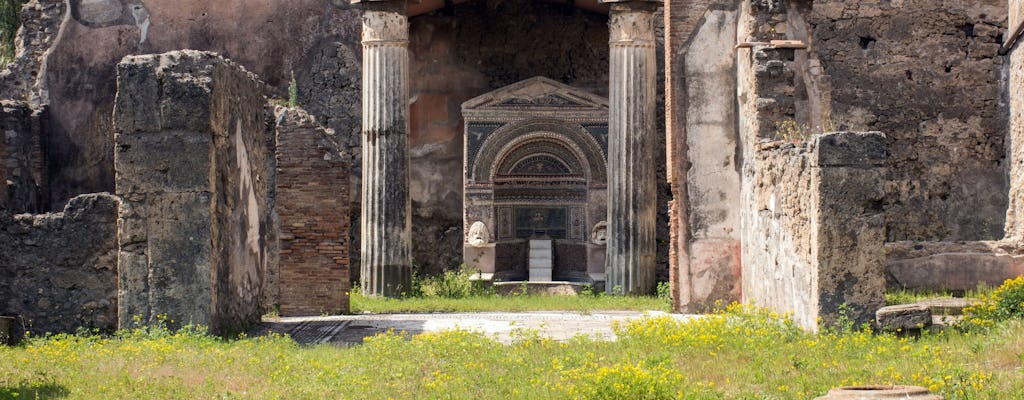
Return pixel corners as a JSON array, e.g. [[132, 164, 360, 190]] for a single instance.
[[462, 77, 609, 282]]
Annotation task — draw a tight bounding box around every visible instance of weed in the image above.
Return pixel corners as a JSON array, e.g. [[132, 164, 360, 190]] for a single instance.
[[773, 118, 811, 142], [0, 0, 24, 66], [961, 276, 1024, 331], [288, 70, 299, 108], [656, 281, 672, 306]]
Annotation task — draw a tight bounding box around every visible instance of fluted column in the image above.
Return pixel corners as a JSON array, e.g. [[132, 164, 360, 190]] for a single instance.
[[357, 0, 412, 297], [603, 0, 658, 295]]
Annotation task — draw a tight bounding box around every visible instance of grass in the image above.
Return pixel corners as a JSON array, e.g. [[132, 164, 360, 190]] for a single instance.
[[2, 305, 1022, 399], [351, 292, 672, 314], [886, 286, 992, 306]]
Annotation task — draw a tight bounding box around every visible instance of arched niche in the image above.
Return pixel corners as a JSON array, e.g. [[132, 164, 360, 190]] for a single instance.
[[462, 77, 608, 282]]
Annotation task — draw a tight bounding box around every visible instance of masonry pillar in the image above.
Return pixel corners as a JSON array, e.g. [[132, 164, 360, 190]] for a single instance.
[[602, 0, 659, 295], [355, 0, 412, 297]]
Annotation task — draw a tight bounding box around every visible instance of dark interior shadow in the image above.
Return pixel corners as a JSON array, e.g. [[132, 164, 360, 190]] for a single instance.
[[253, 319, 429, 346]]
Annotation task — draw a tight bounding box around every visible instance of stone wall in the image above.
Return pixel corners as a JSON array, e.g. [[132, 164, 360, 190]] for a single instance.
[[0, 193, 118, 337], [273, 106, 350, 316], [741, 132, 887, 330], [0, 0, 65, 101], [114, 51, 273, 334], [809, 0, 1008, 242], [0, 100, 47, 214]]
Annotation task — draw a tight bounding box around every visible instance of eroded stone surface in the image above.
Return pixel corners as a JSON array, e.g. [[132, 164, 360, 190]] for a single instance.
[[741, 132, 887, 331], [810, 0, 1008, 242], [114, 51, 273, 334], [876, 304, 932, 331]]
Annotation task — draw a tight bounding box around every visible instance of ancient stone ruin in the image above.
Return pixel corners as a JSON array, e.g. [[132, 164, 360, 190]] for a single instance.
[[0, 0, 1022, 335]]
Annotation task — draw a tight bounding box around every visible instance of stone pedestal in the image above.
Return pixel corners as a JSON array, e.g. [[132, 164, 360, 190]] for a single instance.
[[603, 0, 659, 295], [356, 0, 412, 297]]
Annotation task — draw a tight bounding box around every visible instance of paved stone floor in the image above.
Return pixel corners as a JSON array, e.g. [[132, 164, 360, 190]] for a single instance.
[[253, 311, 697, 345]]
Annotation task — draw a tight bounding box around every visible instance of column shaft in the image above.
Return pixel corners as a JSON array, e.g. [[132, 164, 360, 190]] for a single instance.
[[606, 3, 658, 295], [360, 2, 412, 297]]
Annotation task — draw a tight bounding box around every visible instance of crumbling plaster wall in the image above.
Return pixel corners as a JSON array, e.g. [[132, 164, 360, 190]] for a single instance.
[[1007, 0, 1024, 239], [114, 51, 273, 334], [0, 193, 119, 338], [809, 0, 1009, 242], [681, 4, 743, 312]]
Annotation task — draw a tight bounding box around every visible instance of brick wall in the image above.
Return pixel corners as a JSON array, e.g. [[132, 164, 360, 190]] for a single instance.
[[0, 101, 47, 214], [274, 106, 350, 316]]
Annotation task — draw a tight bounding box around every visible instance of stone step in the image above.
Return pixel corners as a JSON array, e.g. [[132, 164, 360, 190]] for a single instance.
[[528, 239, 552, 249], [529, 248, 552, 259], [529, 269, 552, 281], [529, 258, 553, 269]]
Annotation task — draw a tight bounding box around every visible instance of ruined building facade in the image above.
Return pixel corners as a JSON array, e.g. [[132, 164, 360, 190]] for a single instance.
[[0, 0, 1021, 334]]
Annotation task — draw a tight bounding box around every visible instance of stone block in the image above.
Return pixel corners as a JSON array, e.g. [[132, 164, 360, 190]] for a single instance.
[[887, 251, 1024, 292], [876, 304, 932, 331], [464, 245, 496, 274], [813, 131, 886, 167], [114, 131, 212, 194], [160, 75, 213, 132], [114, 60, 162, 133]]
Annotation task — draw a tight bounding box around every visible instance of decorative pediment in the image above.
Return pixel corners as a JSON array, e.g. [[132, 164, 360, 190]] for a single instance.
[[462, 77, 608, 116]]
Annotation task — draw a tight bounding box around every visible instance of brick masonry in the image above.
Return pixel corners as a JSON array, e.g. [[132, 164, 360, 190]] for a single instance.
[[0, 101, 47, 214], [273, 106, 350, 316]]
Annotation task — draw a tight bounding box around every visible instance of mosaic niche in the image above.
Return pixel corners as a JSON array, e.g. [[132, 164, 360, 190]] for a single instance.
[[462, 77, 608, 281]]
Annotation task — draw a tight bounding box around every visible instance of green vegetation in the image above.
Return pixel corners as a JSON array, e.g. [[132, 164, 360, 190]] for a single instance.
[[348, 265, 672, 313], [351, 291, 671, 314], [961, 276, 1024, 331], [0, 0, 25, 66], [287, 71, 299, 108], [885, 285, 992, 306], [2, 304, 1023, 399]]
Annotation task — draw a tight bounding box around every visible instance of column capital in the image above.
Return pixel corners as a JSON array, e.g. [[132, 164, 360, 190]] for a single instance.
[[359, 1, 409, 45], [608, 2, 657, 47]]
